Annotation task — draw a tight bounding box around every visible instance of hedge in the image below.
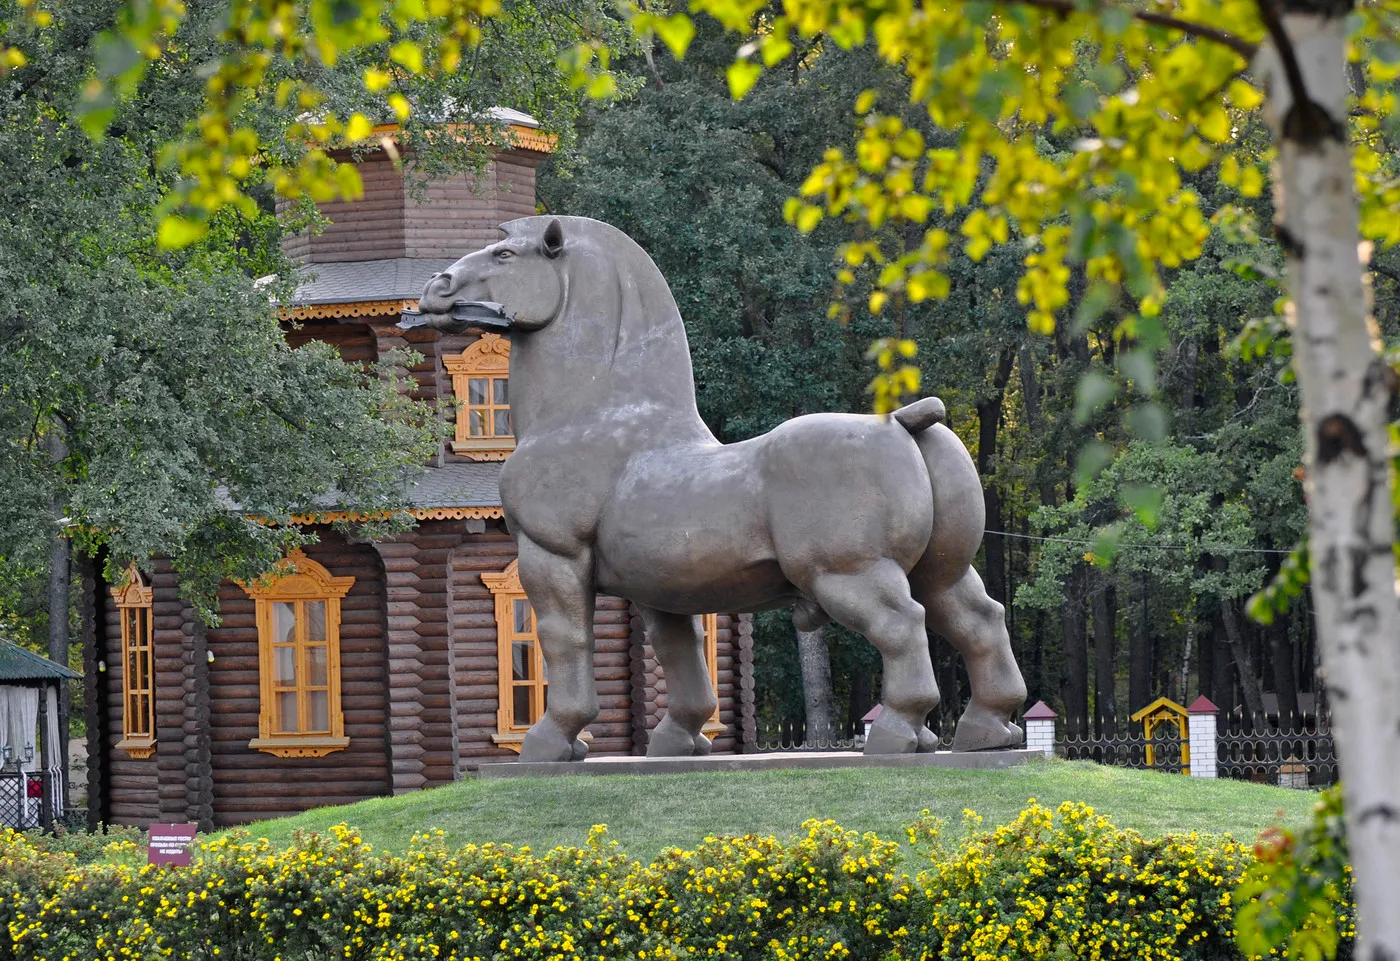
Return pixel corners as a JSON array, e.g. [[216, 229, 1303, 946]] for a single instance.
[[0, 800, 1355, 961]]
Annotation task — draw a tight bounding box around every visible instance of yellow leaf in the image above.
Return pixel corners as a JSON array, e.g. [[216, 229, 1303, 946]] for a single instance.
[[796, 205, 822, 233], [364, 68, 393, 93], [654, 14, 696, 59], [727, 60, 761, 100], [389, 41, 424, 74], [586, 73, 616, 98], [388, 93, 412, 121], [855, 90, 877, 115], [869, 291, 889, 313], [1227, 79, 1263, 111], [1240, 165, 1265, 198], [157, 216, 209, 249], [345, 113, 373, 143], [1198, 106, 1232, 144]]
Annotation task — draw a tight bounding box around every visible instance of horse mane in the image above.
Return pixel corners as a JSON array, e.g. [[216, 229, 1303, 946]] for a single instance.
[[500, 216, 691, 384]]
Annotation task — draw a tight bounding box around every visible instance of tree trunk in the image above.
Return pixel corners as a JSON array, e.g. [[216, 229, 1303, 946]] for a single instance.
[[1061, 563, 1089, 735], [1179, 598, 1196, 707], [795, 625, 836, 743], [1260, 9, 1400, 948], [1130, 574, 1152, 712], [46, 430, 70, 812], [1211, 607, 1237, 716], [977, 349, 1016, 605], [1092, 573, 1117, 736], [1271, 621, 1301, 727], [1219, 595, 1265, 718]]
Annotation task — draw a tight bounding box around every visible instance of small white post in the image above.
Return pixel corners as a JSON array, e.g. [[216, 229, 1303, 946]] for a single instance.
[[1187, 696, 1219, 778], [1022, 701, 1057, 757]]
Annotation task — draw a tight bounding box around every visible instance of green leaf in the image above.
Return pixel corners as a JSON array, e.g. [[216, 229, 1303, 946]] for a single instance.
[[726, 60, 761, 100], [1076, 440, 1112, 489], [1121, 485, 1163, 529], [1117, 349, 1156, 396], [1074, 371, 1116, 422], [1126, 403, 1167, 440]]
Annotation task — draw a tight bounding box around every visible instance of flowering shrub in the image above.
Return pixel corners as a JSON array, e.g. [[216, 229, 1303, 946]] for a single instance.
[[0, 803, 1354, 961]]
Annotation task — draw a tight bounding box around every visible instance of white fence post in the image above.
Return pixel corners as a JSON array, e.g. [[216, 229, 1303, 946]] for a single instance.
[[1023, 701, 1057, 757], [1187, 696, 1219, 778]]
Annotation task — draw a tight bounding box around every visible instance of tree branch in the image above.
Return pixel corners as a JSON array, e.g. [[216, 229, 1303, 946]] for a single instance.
[[1254, 0, 1313, 115], [990, 0, 1259, 60]]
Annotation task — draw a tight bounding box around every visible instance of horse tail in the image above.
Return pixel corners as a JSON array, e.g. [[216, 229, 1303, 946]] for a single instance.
[[892, 397, 946, 434]]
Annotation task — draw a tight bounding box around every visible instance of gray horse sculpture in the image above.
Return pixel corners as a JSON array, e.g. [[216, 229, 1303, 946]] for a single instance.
[[412, 215, 1026, 761]]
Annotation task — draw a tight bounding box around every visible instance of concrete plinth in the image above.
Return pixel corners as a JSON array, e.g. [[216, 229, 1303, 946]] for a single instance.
[[475, 748, 1041, 778]]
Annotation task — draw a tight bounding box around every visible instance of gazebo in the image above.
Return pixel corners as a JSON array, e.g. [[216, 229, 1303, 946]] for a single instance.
[[0, 638, 80, 829]]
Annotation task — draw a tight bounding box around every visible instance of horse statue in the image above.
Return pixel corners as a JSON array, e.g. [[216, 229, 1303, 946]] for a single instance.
[[411, 216, 1026, 761]]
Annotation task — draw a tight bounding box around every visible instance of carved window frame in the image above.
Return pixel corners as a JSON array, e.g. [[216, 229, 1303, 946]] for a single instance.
[[445, 333, 514, 460], [483, 560, 549, 751], [702, 613, 724, 736], [110, 564, 156, 759], [242, 550, 354, 758]]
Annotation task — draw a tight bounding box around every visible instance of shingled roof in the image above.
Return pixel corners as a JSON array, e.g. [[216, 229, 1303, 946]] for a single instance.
[[289, 258, 457, 306], [405, 462, 502, 508], [0, 640, 81, 683]]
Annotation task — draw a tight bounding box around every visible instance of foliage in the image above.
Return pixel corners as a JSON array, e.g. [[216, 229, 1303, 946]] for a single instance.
[[1236, 785, 1354, 961], [0, 801, 1353, 960]]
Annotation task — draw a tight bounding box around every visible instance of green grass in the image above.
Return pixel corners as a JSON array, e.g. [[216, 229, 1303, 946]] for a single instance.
[[216, 758, 1316, 861]]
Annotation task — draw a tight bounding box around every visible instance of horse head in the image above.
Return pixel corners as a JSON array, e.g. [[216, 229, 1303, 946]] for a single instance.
[[414, 218, 568, 333]]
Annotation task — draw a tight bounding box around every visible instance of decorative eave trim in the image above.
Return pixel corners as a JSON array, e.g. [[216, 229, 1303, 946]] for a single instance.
[[371, 122, 557, 154], [279, 299, 418, 321], [278, 506, 504, 524]]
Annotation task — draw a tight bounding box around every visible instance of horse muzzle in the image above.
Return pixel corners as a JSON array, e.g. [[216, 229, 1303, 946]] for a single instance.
[[398, 301, 514, 335]]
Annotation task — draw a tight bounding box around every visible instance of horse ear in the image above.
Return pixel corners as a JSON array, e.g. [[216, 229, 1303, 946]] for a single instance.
[[542, 218, 564, 259]]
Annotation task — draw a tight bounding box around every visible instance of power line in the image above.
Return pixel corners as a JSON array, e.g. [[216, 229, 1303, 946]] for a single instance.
[[983, 529, 1295, 556]]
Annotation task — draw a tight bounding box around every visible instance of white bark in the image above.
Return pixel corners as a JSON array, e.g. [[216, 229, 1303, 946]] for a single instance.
[[1258, 14, 1400, 954], [795, 625, 836, 744]]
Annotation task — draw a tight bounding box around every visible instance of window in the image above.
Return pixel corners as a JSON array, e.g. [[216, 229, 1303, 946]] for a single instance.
[[482, 560, 545, 749], [702, 613, 724, 736], [445, 333, 514, 460], [242, 550, 354, 758], [110, 565, 155, 759]]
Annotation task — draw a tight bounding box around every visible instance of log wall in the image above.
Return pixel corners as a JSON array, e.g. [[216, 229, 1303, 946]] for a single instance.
[[627, 610, 742, 754], [203, 535, 392, 825]]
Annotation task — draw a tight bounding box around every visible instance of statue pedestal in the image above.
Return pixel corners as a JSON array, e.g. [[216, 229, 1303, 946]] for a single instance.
[[474, 748, 1040, 778]]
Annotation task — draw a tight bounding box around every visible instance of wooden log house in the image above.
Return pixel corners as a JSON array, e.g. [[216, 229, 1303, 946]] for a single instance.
[[80, 111, 756, 829]]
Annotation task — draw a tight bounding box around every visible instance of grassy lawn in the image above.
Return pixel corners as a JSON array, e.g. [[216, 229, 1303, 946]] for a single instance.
[[217, 757, 1317, 861]]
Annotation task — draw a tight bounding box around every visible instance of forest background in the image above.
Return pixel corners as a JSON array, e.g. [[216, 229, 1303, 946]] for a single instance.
[[0, 0, 1369, 738]]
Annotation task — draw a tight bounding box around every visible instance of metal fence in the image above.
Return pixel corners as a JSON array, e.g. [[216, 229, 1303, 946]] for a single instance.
[[0, 770, 55, 830], [753, 715, 959, 752], [1217, 713, 1337, 788], [1057, 726, 1187, 773]]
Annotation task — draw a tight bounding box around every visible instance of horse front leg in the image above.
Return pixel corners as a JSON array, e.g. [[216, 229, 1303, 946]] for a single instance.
[[640, 607, 717, 757], [516, 535, 599, 763]]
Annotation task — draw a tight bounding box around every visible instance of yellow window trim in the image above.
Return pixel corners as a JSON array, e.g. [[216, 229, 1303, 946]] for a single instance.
[[241, 549, 355, 758], [445, 334, 514, 461], [482, 560, 551, 752], [702, 613, 724, 736], [110, 563, 156, 759]]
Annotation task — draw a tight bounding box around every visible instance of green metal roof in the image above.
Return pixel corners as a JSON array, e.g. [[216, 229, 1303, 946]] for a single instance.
[[0, 639, 81, 682]]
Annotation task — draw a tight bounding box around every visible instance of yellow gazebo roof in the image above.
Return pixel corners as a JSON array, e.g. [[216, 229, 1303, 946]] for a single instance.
[[1130, 696, 1187, 722]]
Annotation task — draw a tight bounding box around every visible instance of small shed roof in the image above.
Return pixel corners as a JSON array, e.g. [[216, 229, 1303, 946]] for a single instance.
[[0, 640, 81, 682], [1129, 696, 1187, 722]]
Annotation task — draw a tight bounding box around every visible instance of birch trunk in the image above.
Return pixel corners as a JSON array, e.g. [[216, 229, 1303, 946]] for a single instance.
[[1258, 9, 1400, 951]]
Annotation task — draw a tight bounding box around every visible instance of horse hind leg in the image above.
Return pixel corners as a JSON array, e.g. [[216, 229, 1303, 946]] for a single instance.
[[641, 607, 718, 757], [921, 567, 1026, 751], [804, 560, 940, 754]]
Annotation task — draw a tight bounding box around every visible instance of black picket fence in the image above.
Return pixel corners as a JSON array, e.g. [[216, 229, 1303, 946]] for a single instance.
[[0, 770, 55, 830]]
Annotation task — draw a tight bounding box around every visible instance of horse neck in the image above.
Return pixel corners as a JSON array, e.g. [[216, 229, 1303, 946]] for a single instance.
[[508, 257, 712, 445]]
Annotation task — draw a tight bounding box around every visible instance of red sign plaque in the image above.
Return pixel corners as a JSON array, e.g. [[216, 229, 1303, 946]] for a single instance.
[[147, 823, 199, 866]]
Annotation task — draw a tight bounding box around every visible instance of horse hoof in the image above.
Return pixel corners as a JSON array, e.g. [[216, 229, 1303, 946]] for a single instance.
[[571, 738, 589, 761], [693, 733, 713, 756], [647, 717, 700, 757], [951, 707, 1024, 752], [916, 725, 940, 753], [863, 713, 919, 755]]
